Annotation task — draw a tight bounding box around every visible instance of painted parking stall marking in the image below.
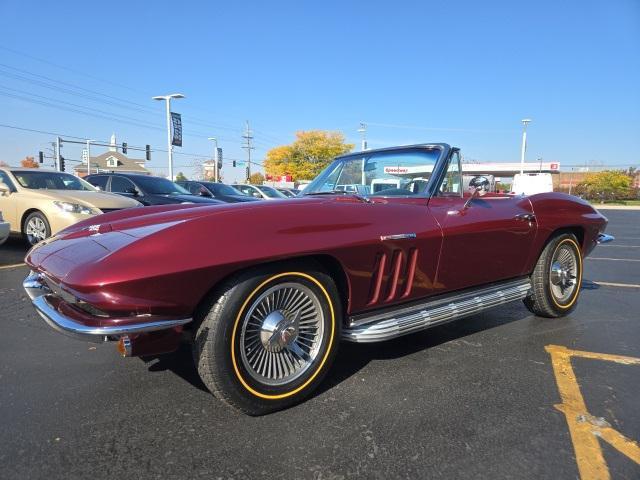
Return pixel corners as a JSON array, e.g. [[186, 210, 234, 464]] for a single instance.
[[546, 345, 640, 480]]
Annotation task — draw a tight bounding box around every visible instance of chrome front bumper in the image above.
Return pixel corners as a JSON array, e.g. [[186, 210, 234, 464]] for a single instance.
[[597, 233, 615, 244], [23, 271, 192, 343]]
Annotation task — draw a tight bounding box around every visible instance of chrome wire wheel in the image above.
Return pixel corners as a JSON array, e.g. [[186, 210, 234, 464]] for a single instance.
[[549, 243, 578, 304], [26, 216, 47, 244], [239, 282, 324, 386]]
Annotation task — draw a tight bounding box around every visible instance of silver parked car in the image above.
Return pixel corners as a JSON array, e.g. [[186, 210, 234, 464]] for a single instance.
[[231, 184, 288, 200]]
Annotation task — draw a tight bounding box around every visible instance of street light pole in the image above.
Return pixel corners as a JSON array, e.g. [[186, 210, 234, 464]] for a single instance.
[[208, 137, 218, 182], [520, 118, 531, 175], [152, 93, 185, 180], [357, 122, 367, 151]]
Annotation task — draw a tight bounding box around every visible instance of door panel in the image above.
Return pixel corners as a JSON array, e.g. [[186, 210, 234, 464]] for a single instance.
[[429, 194, 536, 291]]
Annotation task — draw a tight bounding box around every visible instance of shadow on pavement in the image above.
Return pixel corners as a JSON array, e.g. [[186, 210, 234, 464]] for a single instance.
[[140, 304, 531, 400], [0, 236, 29, 267]]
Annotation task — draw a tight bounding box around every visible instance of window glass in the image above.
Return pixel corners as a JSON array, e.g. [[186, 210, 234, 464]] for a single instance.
[[203, 183, 243, 196], [133, 176, 190, 195], [88, 175, 108, 191], [304, 148, 441, 197], [110, 176, 136, 193], [11, 171, 95, 191], [259, 186, 287, 198], [0, 171, 16, 191], [438, 151, 462, 197], [234, 185, 254, 196]]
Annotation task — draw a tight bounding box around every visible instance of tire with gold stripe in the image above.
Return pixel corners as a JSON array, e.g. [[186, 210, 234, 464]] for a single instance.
[[193, 262, 341, 415], [524, 233, 583, 318]]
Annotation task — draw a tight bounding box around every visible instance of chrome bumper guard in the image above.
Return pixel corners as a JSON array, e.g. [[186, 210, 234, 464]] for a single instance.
[[23, 272, 192, 343], [596, 233, 614, 244]]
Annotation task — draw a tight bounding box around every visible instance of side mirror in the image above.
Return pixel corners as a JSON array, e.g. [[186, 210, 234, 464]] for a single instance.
[[94, 185, 102, 191], [252, 192, 262, 198], [0, 182, 10, 195], [125, 187, 139, 196]]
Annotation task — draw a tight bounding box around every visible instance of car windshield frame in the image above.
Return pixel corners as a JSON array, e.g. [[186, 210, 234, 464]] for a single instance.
[[12, 170, 97, 191], [133, 176, 191, 195], [303, 144, 450, 198]]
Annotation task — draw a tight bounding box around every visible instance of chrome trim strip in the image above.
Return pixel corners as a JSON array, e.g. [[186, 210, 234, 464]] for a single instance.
[[32, 295, 192, 342], [23, 272, 192, 342], [380, 233, 417, 241], [597, 233, 614, 244], [343, 278, 531, 343]]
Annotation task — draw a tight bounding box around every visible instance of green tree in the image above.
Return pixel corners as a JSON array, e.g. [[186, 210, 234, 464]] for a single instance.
[[249, 172, 265, 184], [20, 156, 39, 168], [175, 171, 188, 182], [264, 130, 354, 181], [575, 170, 632, 202]]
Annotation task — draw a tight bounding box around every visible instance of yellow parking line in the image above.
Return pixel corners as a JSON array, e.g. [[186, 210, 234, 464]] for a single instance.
[[591, 281, 640, 289], [0, 262, 26, 270], [546, 345, 640, 480]]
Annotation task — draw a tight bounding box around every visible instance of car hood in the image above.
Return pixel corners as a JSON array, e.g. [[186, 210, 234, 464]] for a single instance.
[[28, 189, 140, 209], [25, 198, 328, 281]]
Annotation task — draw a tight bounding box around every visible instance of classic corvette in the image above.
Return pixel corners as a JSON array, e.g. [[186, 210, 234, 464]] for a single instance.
[[22, 143, 613, 415]]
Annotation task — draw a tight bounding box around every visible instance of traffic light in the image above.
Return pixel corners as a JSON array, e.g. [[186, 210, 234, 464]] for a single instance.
[[122, 142, 128, 154], [145, 145, 151, 161], [38, 151, 44, 163], [59, 156, 65, 172], [232, 160, 236, 167]]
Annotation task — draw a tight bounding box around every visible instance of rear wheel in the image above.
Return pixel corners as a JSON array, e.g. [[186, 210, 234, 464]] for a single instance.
[[524, 233, 582, 317], [193, 263, 341, 415], [23, 211, 50, 246]]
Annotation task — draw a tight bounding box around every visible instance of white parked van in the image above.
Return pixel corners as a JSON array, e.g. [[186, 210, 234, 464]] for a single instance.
[[512, 173, 554, 195]]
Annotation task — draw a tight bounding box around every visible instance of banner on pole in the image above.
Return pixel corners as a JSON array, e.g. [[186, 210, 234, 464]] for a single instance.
[[170, 112, 182, 147]]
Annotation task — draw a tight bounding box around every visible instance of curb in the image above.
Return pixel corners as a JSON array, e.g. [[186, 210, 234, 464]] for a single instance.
[[593, 205, 640, 211]]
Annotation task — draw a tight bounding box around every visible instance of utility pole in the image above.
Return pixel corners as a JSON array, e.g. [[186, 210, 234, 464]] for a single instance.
[[55, 136, 61, 171], [86, 139, 94, 175], [520, 118, 531, 175], [208, 137, 219, 182], [357, 122, 367, 151], [242, 121, 255, 182]]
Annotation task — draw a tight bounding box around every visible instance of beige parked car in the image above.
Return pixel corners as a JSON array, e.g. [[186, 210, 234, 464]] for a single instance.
[[0, 168, 141, 245]]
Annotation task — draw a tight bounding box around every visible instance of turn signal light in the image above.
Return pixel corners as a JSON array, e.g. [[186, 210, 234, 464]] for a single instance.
[[116, 336, 132, 357]]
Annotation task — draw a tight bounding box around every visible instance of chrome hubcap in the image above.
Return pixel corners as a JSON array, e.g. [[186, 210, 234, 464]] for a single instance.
[[549, 245, 578, 302], [240, 282, 324, 386], [26, 217, 47, 244]]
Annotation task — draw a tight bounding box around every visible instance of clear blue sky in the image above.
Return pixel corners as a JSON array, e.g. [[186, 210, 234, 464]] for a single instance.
[[0, 0, 638, 181]]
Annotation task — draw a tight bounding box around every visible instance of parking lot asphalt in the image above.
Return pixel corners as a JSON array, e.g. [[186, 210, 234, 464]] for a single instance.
[[1, 210, 639, 480]]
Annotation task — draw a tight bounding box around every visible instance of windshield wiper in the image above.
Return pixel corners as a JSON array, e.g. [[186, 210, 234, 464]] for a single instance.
[[304, 190, 371, 203]]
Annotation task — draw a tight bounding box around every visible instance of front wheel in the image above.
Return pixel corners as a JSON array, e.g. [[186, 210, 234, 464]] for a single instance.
[[23, 211, 51, 246], [524, 233, 583, 317], [193, 264, 341, 415]]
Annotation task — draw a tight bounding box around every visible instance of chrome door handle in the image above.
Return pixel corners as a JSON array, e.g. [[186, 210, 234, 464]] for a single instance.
[[514, 213, 536, 222]]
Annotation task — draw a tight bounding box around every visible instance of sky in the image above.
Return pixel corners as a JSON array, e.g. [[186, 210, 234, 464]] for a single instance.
[[0, 0, 638, 182]]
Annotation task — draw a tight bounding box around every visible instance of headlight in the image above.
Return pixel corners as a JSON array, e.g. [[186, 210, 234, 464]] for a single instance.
[[53, 201, 99, 215]]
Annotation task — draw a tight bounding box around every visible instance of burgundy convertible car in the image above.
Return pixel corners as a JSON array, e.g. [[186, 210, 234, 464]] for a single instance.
[[23, 144, 613, 415]]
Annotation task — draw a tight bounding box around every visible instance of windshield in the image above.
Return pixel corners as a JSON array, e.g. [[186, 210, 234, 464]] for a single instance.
[[259, 186, 287, 198], [303, 147, 443, 197], [12, 171, 96, 191], [134, 176, 191, 195], [203, 182, 244, 196]]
